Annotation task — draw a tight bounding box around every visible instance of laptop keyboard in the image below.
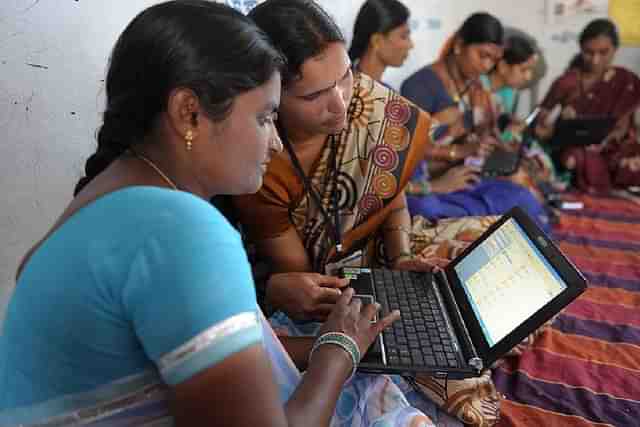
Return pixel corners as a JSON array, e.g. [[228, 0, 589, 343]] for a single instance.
[[372, 269, 460, 368]]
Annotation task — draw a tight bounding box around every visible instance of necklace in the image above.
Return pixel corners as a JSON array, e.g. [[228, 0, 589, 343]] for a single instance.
[[129, 149, 178, 190], [445, 56, 474, 103], [578, 68, 606, 100], [444, 55, 476, 131]]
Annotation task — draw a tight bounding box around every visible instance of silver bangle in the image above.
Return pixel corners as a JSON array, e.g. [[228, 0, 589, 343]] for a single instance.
[[309, 332, 361, 382]]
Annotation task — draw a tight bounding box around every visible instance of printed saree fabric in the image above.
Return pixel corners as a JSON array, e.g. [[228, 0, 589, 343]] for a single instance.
[[233, 72, 432, 272], [402, 63, 548, 222]]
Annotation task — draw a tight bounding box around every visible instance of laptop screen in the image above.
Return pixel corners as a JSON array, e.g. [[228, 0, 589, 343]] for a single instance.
[[453, 218, 568, 347]]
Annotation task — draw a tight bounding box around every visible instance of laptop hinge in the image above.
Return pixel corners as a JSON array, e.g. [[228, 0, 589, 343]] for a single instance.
[[436, 270, 482, 372]]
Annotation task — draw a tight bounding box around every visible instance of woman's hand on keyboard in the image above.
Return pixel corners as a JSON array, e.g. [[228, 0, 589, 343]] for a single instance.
[[319, 287, 401, 358], [392, 254, 451, 272], [266, 272, 349, 322]]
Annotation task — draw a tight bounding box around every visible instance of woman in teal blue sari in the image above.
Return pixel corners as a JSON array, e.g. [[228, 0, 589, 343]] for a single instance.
[[0, 2, 445, 426]]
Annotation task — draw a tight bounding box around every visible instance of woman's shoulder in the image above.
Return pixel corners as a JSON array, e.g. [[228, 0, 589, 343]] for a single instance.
[[356, 72, 402, 102], [122, 187, 226, 223], [92, 187, 239, 244], [609, 66, 640, 83], [611, 65, 638, 75], [400, 63, 452, 113], [552, 68, 580, 88], [403, 63, 440, 86], [354, 73, 431, 123]]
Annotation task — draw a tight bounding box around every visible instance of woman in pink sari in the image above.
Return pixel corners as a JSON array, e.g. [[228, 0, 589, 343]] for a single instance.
[[536, 19, 640, 194]]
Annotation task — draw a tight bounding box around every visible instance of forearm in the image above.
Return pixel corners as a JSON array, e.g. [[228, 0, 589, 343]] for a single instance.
[[280, 336, 314, 371], [534, 108, 554, 140], [429, 175, 447, 194], [614, 114, 632, 138], [427, 143, 458, 162], [381, 192, 412, 264], [285, 345, 351, 426], [256, 230, 314, 274]]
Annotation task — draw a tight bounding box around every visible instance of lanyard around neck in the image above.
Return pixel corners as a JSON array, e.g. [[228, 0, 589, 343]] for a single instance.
[[278, 123, 343, 254]]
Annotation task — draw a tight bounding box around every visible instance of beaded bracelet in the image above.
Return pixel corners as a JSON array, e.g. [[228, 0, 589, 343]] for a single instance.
[[309, 332, 361, 382], [449, 146, 457, 161]]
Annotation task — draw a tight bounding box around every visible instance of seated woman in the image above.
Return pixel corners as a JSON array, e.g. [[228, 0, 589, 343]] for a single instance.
[[234, 2, 500, 426], [480, 36, 539, 142], [0, 2, 420, 426], [480, 35, 559, 189], [400, 13, 549, 232], [536, 18, 640, 194], [348, 0, 413, 85], [610, 105, 640, 194], [234, 0, 435, 320]]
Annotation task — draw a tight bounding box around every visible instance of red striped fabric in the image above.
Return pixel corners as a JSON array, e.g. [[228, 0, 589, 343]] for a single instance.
[[493, 194, 640, 426]]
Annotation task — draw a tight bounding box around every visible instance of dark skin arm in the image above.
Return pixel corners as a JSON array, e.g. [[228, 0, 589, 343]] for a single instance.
[[534, 107, 555, 141], [171, 288, 400, 427], [171, 337, 350, 427], [279, 336, 315, 371], [381, 191, 448, 271], [264, 272, 349, 322], [255, 231, 348, 322], [257, 228, 313, 273], [380, 191, 413, 265]]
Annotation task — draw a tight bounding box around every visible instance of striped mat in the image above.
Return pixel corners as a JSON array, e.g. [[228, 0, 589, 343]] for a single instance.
[[494, 194, 640, 427]]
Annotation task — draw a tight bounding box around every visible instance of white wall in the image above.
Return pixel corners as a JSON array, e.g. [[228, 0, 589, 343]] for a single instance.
[[0, 0, 161, 323], [1, 0, 638, 323], [321, 0, 640, 111]]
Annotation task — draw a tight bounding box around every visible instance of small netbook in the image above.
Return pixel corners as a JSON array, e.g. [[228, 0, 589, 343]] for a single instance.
[[553, 117, 616, 148], [482, 108, 540, 177], [342, 207, 586, 379]]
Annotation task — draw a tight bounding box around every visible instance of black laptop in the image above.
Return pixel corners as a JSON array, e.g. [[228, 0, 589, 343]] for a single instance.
[[482, 108, 540, 177], [342, 207, 586, 379], [552, 117, 616, 148]]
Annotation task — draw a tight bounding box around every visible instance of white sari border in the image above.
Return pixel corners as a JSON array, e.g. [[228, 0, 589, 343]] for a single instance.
[[157, 311, 259, 377]]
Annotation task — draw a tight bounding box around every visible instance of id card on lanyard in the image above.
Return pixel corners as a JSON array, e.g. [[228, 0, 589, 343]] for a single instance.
[[325, 249, 363, 276]]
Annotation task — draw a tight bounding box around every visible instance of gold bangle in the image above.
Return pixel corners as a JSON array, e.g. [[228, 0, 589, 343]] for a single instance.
[[449, 146, 457, 161], [389, 251, 413, 266]]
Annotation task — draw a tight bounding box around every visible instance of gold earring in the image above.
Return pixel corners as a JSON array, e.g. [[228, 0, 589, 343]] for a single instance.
[[273, 136, 283, 152], [185, 130, 193, 151]]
